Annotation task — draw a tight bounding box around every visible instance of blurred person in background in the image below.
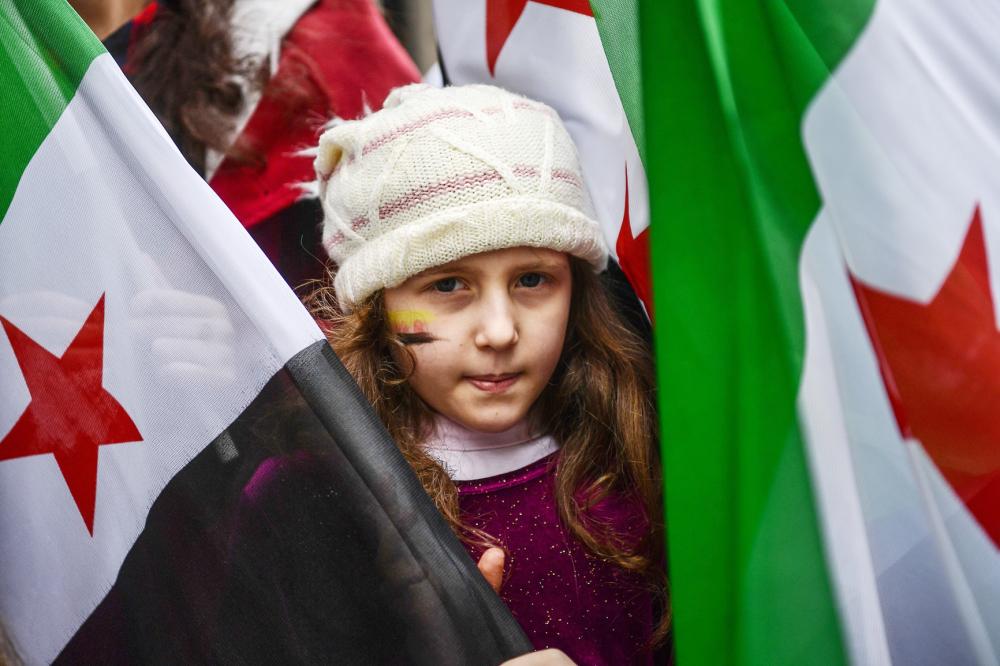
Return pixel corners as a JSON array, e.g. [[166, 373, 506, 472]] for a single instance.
[[70, 0, 420, 291]]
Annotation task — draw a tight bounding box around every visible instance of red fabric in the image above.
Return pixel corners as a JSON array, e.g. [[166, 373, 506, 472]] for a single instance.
[[615, 167, 652, 317], [124, 1, 158, 75], [131, 2, 158, 29], [208, 0, 421, 230], [850, 206, 1000, 547]]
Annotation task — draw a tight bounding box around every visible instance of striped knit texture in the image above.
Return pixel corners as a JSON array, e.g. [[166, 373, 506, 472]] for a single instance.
[[315, 84, 608, 308]]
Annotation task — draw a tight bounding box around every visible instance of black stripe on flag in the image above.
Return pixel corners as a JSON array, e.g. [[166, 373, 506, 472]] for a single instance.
[[56, 341, 531, 665]]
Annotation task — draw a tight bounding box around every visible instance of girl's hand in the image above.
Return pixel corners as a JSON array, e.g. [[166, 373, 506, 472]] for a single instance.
[[500, 649, 577, 665], [477, 547, 505, 594], [480, 552, 578, 665]]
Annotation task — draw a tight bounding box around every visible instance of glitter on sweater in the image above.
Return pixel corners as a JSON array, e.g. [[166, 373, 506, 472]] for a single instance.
[[457, 454, 656, 665]]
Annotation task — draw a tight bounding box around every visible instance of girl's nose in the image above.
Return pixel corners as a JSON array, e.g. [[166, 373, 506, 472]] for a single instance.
[[474, 294, 519, 350]]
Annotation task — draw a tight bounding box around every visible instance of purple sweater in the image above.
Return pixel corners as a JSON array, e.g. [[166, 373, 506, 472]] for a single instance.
[[457, 455, 657, 665]]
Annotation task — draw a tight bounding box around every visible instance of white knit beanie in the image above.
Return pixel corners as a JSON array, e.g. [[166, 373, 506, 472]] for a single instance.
[[315, 83, 609, 309]]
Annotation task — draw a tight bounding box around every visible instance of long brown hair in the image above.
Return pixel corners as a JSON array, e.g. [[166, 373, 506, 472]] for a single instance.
[[308, 257, 669, 643]]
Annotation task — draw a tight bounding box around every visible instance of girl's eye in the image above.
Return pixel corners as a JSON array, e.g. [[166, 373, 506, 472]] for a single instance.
[[517, 272, 546, 288], [433, 277, 461, 293]]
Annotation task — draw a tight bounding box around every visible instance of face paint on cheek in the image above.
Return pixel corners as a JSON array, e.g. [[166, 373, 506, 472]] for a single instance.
[[388, 309, 439, 345]]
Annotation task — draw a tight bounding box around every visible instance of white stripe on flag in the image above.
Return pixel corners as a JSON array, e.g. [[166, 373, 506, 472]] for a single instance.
[[0, 54, 322, 663], [433, 0, 649, 260], [908, 443, 999, 665], [798, 215, 892, 666]]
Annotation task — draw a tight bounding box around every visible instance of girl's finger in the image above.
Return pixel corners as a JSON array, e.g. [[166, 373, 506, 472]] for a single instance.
[[476, 547, 505, 594]]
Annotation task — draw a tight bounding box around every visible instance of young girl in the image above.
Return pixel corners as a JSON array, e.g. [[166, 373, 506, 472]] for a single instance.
[[310, 83, 667, 664]]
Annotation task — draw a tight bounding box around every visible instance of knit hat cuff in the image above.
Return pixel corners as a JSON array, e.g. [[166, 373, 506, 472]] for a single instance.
[[331, 197, 609, 309]]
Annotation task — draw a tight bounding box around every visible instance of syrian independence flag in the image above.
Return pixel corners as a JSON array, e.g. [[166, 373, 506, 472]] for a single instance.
[[0, 2, 531, 663], [430, 0, 652, 313], [641, 0, 1000, 664]]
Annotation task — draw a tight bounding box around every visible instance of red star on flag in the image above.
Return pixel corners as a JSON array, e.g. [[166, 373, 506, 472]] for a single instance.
[[850, 206, 1000, 547], [0, 294, 141, 534], [615, 166, 652, 316], [485, 0, 593, 75]]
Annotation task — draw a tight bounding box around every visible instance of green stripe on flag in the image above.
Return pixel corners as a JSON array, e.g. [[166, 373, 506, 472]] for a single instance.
[[588, 0, 644, 165], [0, 0, 103, 222], [638, 1, 876, 663]]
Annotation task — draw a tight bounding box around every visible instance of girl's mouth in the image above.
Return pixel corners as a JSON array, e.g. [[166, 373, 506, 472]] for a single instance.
[[465, 373, 521, 393]]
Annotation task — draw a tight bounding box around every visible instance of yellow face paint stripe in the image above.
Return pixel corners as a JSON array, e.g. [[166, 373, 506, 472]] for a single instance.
[[388, 309, 435, 332]]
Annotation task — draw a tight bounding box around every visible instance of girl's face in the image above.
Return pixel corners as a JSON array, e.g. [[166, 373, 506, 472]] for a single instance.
[[384, 246, 572, 433]]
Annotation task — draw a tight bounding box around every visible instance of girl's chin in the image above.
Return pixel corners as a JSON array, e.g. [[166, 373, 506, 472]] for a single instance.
[[446, 408, 529, 434]]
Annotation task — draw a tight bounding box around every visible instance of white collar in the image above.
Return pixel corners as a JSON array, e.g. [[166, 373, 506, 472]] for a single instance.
[[423, 415, 558, 481]]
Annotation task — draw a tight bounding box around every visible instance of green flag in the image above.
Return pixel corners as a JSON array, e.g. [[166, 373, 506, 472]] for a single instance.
[[639, 2, 871, 662], [0, 0, 103, 220], [590, 0, 1000, 663]]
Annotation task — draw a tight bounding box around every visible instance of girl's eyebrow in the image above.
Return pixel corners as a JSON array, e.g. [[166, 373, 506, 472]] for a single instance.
[[418, 267, 463, 278], [509, 260, 568, 273]]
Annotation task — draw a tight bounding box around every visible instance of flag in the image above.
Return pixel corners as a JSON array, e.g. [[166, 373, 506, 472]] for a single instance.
[[431, 0, 652, 313], [642, 0, 1000, 664], [0, 1, 531, 663]]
